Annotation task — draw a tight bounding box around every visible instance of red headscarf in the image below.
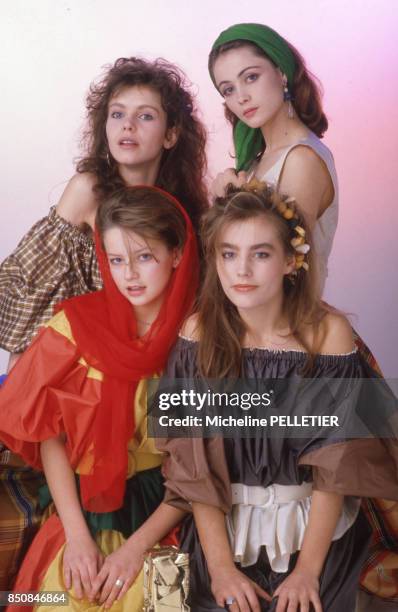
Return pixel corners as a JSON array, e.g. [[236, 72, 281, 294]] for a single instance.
[[58, 186, 199, 512]]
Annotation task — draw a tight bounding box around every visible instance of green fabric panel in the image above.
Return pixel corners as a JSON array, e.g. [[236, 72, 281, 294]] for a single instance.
[[39, 466, 164, 539], [233, 121, 265, 173]]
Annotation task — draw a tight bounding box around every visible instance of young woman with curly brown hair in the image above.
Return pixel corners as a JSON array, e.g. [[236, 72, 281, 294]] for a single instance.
[[1, 56, 207, 359], [0, 56, 207, 592]]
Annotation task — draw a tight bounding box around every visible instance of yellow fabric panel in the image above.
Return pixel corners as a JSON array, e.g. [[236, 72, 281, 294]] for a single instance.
[[47, 311, 163, 476], [74, 379, 162, 476], [36, 530, 144, 611], [79, 360, 103, 382], [46, 310, 103, 381], [45, 309, 75, 340], [127, 378, 163, 477]]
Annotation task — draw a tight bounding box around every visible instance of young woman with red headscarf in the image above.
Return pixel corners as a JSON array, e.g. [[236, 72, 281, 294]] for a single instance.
[[0, 186, 198, 611]]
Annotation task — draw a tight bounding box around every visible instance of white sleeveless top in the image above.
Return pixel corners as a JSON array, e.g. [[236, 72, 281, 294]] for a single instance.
[[253, 131, 339, 292]]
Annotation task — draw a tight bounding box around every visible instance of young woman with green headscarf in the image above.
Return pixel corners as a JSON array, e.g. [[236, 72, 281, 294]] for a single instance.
[[208, 22, 335, 292]]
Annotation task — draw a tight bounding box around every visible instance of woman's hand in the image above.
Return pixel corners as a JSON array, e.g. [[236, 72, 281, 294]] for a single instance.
[[274, 568, 321, 612], [89, 539, 145, 609], [211, 169, 248, 199], [210, 565, 271, 612], [63, 535, 104, 600]]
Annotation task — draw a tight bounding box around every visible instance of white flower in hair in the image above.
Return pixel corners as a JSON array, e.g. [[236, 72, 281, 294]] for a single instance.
[[295, 243, 310, 254]]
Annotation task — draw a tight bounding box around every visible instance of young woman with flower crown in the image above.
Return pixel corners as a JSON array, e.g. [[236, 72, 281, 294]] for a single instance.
[[159, 181, 398, 612], [0, 56, 207, 591], [207, 24, 397, 604], [0, 185, 198, 611]]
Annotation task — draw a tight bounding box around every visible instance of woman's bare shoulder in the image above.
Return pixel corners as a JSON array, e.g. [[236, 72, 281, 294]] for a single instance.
[[56, 172, 98, 226], [284, 144, 330, 176], [319, 312, 355, 355], [279, 145, 334, 225]]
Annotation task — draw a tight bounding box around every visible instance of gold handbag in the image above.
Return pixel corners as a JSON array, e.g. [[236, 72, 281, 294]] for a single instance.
[[143, 545, 190, 611]]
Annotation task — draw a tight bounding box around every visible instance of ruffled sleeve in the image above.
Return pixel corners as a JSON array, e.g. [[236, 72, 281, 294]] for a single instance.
[[0, 310, 100, 471], [156, 338, 232, 513], [0, 207, 102, 353], [298, 353, 398, 500]]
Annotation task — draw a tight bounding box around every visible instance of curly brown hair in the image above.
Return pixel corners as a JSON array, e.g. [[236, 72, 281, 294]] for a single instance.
[[77, 57, 208, 229], [209, 40, 328, 140]]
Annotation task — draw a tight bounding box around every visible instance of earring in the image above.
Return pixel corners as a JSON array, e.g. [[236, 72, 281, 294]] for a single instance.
[[106, 151, 112, 166], [283, 81, 294, 119]]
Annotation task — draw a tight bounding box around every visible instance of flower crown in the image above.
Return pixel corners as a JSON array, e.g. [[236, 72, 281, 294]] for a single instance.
[[242, 179, 311, 274]]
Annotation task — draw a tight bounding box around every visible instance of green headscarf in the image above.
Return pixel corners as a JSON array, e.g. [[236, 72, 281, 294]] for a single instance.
[[209, 23, 296, 172]]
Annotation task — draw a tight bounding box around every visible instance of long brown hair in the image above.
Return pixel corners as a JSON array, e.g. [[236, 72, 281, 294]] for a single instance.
[[96, 187, 187, 251], [197, 182, 328, 378], [77, 57, 208, 229], [209, 40, 328, 139]]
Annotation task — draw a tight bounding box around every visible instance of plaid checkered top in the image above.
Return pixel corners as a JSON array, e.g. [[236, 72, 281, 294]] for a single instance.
[[0, 207, 102, 352]]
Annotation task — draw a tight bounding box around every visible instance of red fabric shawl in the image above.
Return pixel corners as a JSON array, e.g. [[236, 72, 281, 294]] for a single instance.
[[57, 186, 199, 512]]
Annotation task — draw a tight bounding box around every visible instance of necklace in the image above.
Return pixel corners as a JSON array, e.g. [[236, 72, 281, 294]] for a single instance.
[[245, 336, 291, 349], [244, 328, 299, 350], [136, 319, 153, 327]]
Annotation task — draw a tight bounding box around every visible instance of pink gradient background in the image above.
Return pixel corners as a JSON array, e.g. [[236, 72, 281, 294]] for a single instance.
[[0, 0, 397, 374]]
